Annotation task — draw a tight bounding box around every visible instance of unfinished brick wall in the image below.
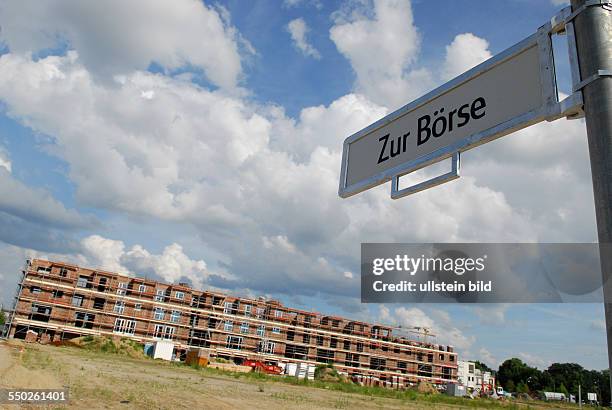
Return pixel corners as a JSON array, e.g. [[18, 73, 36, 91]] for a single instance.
[[9, 259, 458, 386]]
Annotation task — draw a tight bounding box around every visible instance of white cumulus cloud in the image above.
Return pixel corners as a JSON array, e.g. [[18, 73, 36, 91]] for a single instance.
[[0, 0, 248, 89], [0, 147, 11, 173], [0, 49, 556, 297], [518, 352, 550, 369], [442, 33, 492, 81], [330, 0, 433, 108], [378, 306, 475, 351], [478, 347, 498, 369], [79, 235, 223, 290], [287, 18, 321, 59], [123, 243, 214, 290], [81, 235, 128, 274]]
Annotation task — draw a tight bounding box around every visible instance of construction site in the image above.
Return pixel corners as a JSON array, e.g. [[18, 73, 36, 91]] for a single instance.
[[0, 338, 569, 410], [4, 259, 458, 389]]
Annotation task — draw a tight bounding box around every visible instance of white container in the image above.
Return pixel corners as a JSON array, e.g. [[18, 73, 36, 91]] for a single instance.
[[286, 363, 298, 376], [306, 365, 315, 380], [153, 340, 174, 361], [297, 363, 307, 379]]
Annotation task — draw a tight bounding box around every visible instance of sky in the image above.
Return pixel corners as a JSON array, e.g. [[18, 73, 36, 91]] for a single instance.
[[0, 0, 606, 371]]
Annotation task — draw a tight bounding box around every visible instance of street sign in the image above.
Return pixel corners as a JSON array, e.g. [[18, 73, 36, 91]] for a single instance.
[[339, 21, 583, 199]]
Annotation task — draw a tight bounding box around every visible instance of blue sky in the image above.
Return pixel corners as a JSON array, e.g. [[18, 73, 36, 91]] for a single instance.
[[226, 0, 573, 116], [0, 0, 606, 371]]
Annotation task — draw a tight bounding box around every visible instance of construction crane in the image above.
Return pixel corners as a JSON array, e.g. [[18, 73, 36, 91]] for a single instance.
[[393, 325, 437, 344], [411, 326, 436, 344]]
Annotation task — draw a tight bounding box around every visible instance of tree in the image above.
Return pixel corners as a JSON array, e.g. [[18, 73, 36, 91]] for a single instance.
[[558, 383, 569, 396], [528, 370, 553, 392], [498, 358, 525, 387], [546, 363, 584, 396], [497, 358, 540, 392], [473, 360, 493, 374], [494, 358, 610, 404], [516, 382, 529, 394], [0, 310, 5, 326], [599, 369, 610, 405]]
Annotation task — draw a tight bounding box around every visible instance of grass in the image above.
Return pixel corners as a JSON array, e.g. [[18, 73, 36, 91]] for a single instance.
[[89, 386, 115, 401], [332, 397, 351, 409], [67, 335, 147, 358], [183, 362, 521, 409], [22, 347, 54, 370], [270, 391, 308, 402], [13, 343, 591, 410]]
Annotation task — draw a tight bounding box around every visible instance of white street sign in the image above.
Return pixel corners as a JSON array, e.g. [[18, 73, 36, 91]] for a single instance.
[[339, 23, 582, 199]]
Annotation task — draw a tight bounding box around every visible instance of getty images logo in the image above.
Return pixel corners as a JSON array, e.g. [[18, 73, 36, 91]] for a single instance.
[[371, 253, 487, 276]]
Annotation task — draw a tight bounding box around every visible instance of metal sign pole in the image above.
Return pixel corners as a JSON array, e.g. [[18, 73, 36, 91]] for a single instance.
[[569, 0, 612, 403]]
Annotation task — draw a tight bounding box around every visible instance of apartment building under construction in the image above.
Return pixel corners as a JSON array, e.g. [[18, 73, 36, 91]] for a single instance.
[[5, 259, 458, 387]]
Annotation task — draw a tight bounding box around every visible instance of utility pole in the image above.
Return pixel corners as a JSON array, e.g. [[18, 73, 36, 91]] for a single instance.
[[570, 0, 612, 403]]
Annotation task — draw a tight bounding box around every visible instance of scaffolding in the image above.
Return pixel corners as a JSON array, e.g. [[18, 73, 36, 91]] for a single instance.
[[8, 258, 459, 386]]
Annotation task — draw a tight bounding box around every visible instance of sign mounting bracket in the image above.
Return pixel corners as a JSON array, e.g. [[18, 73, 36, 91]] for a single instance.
[[391, 152, 460, 199]]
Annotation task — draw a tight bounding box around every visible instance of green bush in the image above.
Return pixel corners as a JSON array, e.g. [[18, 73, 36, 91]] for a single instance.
[[314, 363, 339, 380], [516, 382, 529, 394], [100, 339, 118, 354]]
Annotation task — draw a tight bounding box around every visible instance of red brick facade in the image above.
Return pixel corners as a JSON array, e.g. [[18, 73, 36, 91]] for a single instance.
[[8, 259, 457, 387]]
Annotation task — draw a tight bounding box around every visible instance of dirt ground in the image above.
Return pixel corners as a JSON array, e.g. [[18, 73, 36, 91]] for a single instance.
[[0, 340, 577, 410]]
